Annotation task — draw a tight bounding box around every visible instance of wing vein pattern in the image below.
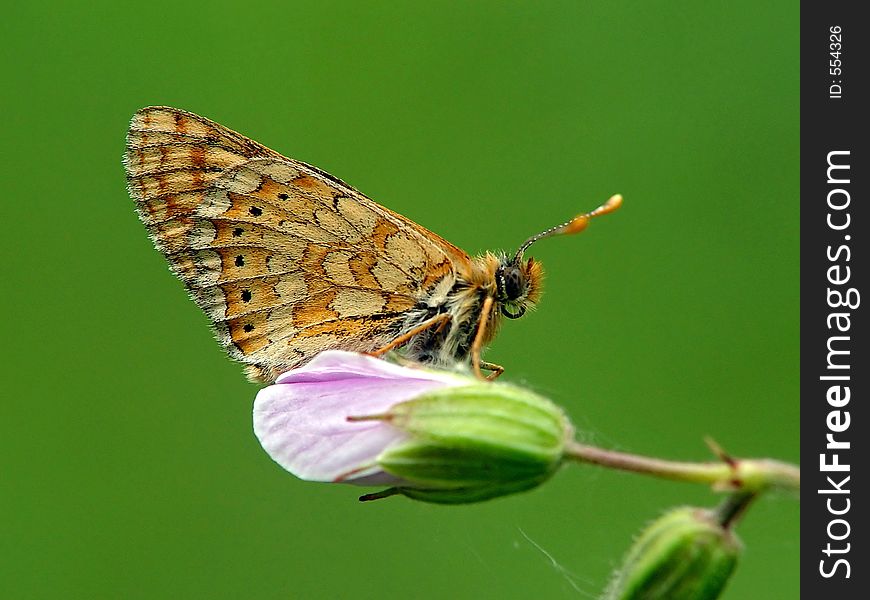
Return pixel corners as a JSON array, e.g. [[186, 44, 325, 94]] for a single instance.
[[124, 106, 468, 381]]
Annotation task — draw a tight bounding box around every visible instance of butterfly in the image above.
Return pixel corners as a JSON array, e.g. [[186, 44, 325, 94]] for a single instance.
[[124, 106, 621, 383]]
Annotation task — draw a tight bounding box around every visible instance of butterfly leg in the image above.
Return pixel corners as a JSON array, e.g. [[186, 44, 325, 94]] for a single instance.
[[479, 361, 504, 380], [471, 296, 496, 380], [369, 313, 452, 357]]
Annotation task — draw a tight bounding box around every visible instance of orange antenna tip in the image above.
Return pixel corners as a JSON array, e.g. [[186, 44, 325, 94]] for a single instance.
[[559, 194, 623, 236], [585, 193, 623, 219], [602, 193, 623, 213]]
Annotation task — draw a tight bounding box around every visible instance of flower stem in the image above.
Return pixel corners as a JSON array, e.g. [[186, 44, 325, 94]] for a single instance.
[[563, 440, 800, 493], [713, 491, 758, 529]]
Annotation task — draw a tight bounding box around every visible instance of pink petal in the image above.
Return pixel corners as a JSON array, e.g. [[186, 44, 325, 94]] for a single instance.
[[253, 351, 467, 484]]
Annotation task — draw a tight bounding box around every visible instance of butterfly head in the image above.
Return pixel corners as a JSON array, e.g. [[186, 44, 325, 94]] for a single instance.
[[494, 258, 542, 319], [495, 194, 623, 320]]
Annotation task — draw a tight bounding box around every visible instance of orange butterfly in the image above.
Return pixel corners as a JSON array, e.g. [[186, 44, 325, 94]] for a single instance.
[[124, 107, 621, 382]]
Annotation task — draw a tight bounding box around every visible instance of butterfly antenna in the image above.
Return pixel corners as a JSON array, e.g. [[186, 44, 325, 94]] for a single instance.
[[512, 194, 623, 263]]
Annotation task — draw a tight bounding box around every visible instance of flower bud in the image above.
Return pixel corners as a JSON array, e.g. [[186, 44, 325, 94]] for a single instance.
[[603, 507, 741, 600], [254, 350, 574, 504], [370, 382, 573, 504]]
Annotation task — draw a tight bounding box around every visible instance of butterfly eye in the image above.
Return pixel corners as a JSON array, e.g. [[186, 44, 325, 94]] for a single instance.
[[497, 265, 526, 304], [503, 267, 524, 301]]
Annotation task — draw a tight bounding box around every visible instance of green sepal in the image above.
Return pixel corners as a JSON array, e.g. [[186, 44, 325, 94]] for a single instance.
[[374, 383, 571, 504]]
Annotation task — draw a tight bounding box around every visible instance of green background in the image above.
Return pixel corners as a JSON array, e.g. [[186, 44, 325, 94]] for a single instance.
[[1, 1, 798, 598]]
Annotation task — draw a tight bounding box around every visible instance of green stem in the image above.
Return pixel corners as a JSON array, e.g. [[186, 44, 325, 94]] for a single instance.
[[563, 441, 800, 493], [713, 491, 758, 529]]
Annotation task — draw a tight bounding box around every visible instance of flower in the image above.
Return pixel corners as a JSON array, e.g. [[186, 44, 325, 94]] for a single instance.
[[253, 350, 572, 503]]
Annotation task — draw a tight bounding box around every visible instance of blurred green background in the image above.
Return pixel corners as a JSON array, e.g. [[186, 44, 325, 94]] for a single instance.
[[1, 1, 798, 598]]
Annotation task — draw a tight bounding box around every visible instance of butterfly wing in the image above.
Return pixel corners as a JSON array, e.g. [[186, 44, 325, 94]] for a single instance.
[[125, 107, 466, 381]]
